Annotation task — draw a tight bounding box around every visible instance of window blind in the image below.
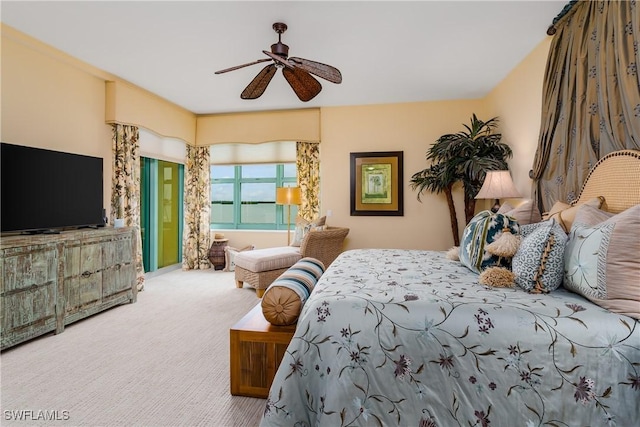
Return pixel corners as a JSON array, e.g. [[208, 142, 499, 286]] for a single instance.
[[210, 141, 296, 165]]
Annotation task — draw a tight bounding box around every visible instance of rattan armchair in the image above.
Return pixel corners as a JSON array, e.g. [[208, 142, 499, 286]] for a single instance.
[[234, 226, 350, 297], [298, 226, 350, 268]]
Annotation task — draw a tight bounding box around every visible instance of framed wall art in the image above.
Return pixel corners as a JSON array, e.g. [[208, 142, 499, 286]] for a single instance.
[[350, 151, 403, 216]]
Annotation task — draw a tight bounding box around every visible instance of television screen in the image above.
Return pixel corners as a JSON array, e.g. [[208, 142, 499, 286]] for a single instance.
[[1, 143, 104, 234]]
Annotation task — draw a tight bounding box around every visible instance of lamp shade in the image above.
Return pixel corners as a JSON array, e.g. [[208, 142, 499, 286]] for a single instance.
[[276, 187, 302, 205], [475, 171, 521, 200]]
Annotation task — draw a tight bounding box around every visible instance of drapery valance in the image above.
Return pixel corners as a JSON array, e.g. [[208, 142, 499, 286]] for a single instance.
[[195, 108, 320, 146]]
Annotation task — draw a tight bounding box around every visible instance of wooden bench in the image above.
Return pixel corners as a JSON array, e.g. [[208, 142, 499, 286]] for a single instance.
[[230, 304, 296, 398]]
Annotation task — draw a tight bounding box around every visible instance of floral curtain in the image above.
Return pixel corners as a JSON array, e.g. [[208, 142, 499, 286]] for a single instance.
[[182, 145, 211, 270], [296, 141, 320, 220], [531, 0, 640, 212], [111, 124, 145, 290]]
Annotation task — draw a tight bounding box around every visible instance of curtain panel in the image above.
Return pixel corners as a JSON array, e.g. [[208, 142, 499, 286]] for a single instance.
[[182, 145, 211, 270], [111, 124, 145, 290], [532, 0, 640, 211], [296, 141, 320, 220]]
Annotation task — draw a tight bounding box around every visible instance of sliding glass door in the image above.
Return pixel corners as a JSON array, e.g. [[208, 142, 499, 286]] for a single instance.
[[141, 157, 184, 272]]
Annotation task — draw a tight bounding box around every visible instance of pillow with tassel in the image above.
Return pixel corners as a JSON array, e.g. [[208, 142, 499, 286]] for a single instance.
[[512, 219, 567, 293], [459, 210, 519, 274]]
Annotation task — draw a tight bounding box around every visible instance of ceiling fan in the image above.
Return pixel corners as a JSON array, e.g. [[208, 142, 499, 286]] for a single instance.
[[215, 22, 342, 102]]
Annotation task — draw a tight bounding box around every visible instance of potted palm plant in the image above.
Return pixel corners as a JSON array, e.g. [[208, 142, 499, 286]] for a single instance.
[[410, 114, 513, 246]]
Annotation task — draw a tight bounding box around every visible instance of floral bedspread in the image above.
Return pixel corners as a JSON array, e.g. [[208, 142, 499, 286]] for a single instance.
[[260, 249, 640, 427]]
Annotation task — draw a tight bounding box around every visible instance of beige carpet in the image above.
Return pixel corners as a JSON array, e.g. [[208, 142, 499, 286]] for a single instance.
[[1, 268, 267, 426]]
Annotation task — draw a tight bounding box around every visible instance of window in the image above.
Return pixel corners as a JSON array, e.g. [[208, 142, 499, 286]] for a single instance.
[[211, 164, 297, 229]]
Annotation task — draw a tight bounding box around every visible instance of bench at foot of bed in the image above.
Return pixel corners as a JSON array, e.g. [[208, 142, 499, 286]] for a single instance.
[[229, 304, 296, 398]]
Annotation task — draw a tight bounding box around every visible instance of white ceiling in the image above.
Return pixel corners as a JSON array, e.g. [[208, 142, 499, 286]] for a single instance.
[[1, 1, 565, 115]]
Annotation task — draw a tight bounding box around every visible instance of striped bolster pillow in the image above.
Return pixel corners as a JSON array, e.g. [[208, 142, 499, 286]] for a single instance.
[[261, 257, 325, 326]]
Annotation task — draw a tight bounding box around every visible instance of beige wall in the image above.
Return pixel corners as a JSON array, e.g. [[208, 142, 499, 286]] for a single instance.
[[484, 38, 552, 203], [320, 100, 488, 251], [216, 100, 490, 251], [1, 27, 114, 211], [318, 37, 551, 251], [2, 23, 552, 252], [1, 24, 197, 216]]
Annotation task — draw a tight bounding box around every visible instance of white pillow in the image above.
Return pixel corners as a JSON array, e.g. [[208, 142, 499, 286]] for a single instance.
[[290, 216, 326, 247], [223, 245, 255, 272]]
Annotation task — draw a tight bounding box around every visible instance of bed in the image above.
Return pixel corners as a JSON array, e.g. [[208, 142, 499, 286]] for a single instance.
[[259, 150, 640, 427]]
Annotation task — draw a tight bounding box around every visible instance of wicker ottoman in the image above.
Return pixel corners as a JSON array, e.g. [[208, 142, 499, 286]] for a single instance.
[[234, 246, 302, 297]]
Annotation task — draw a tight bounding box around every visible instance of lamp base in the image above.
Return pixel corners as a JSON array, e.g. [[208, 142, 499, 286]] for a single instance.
[[491, 199, 501, 213], [286, 204, 292, 246]]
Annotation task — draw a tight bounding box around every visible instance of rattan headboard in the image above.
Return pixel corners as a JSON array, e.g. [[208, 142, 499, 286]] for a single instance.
[[574, 149, 640, 213]]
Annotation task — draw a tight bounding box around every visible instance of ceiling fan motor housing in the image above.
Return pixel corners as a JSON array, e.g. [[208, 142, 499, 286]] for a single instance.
[[271, 42, 289, 58], [271, 22, 289, 58]]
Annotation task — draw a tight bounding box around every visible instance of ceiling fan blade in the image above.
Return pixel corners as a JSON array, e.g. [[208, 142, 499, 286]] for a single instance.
[[282, 67, 322, 102], [241, 64, 277, 99], [261, 50, 295, 69], [215, 58, 272, 74], [289, 57, 342, 84]]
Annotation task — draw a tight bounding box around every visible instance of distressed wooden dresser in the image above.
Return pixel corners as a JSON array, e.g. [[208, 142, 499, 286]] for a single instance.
[[0, 227, 137, 350]]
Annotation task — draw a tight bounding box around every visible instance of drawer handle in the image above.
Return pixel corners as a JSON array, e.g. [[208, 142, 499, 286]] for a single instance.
[[81, 271, 92, 278]]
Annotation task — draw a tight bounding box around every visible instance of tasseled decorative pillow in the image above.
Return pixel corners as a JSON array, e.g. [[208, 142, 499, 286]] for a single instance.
[[459, 211, 519, 274]]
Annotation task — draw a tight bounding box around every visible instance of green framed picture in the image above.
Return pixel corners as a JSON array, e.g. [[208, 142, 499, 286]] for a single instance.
[[350, 151, 403, 216]]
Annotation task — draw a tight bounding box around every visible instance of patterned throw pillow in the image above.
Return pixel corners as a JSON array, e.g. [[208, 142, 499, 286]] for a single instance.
[[261, 257, 326, 325], [223, 245, 255, 272], [459, 211, 519, 274], [563, 204, 640, 319], [512, 219, 567, 293], [290, 216, 327, 247]]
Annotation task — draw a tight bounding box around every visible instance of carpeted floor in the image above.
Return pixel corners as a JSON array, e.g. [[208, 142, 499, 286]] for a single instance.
[[0, 268, 267, 426]]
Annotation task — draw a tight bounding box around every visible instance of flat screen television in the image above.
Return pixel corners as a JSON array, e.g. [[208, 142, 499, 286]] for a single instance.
[[1, 142, 105, 234]]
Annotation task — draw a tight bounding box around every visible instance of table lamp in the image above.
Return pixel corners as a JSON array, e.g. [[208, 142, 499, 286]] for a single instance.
[[276, 186, 302, 245], [475, 170, 521, 213]]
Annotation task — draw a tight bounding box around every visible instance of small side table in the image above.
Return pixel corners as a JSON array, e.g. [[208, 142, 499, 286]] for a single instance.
[[208, 238, 229, 270]]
